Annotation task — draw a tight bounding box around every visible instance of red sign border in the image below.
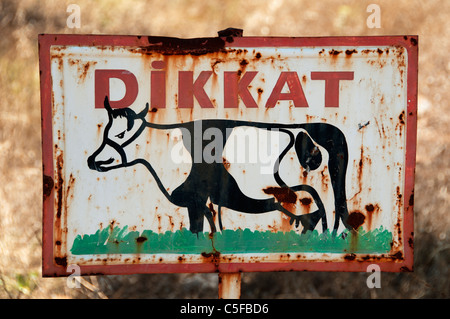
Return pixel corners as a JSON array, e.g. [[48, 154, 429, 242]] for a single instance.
[[39, 34, 417, 276]]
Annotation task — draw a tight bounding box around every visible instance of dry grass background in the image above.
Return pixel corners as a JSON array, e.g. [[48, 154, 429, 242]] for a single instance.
[[0, 0, 448, 299]]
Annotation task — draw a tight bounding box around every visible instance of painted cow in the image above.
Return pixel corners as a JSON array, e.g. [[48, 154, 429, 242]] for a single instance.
[[88, 97, 351, 234]]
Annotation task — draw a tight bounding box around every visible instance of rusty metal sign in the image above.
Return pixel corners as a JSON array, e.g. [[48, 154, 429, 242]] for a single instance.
[[39, 34, 417, 276]]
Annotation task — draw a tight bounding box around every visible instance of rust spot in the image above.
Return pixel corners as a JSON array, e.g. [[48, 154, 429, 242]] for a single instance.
[[263, 186, 297, 204], [376, 48, 383, 55], [225, 36, 234, 43], [255, 52, 262, 59], [257, 88, 263, 94], [211, 59, 223, 70], [218, 28, 243, 39], [364, 203, 380, 230], [81, 62, 92, 80], [43, 175, 54, 201], [347, 211, 365, 230], [136, 236, 148, 243], [344, 253, 356, 261], [408, 237, 414, 249], [345, 49, 357, 56], [65, 173, 75, 212], [222, 157, 231, 170], [329, 49, 342, 56], [391, 251, 403, 260], [54, 256, 67, 268], [55, 153, 64, 219], [396, 186, 402, 200], [145, 36, 226, 56], [240, 59, 249, 67], [399, 111, 405, 125], [201, 251, 220, 259], [299, 197, 312, 205], [409, 192, 414, 206], [150, 107, 158, 113], [410, 37, 417, 46], [109, 219, 116, 231], [208, 202, 217, 218]]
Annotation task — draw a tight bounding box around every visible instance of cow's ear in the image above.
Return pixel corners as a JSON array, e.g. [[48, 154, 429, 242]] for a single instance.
[[137, 102, 149, 119], [104, 96, 113, 114]]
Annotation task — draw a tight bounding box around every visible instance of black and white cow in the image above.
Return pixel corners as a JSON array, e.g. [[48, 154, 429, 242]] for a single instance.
[[87, 97, 351, 235]]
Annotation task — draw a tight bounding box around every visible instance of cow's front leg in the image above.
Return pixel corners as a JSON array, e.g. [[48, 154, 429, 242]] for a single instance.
[[187, 205, 205, 234], [187, 202, 217, 234]]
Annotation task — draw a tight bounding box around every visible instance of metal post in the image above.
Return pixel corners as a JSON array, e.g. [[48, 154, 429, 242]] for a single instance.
[[218, 272, 241, 299], [217, 26, 244, 300]]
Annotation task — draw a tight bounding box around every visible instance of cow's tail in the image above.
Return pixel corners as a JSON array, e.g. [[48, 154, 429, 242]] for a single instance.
[[274, 129, 323, 187], [218, 204, 223, 232], [273, 129, 327, 232], [273, 129, 295, 188], [301, 123, 351, 235]]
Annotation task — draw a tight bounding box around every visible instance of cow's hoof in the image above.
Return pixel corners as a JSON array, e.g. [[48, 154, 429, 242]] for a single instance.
[[289, 216, 301, 228]]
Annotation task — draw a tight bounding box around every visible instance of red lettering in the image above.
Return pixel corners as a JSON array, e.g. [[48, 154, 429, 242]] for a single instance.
[[151, 71, 165, 109], [310, 71, 354, 107], [95, 69, 138, 109], [150, 61, 166, 109], [224, 71, 258, 108], [265, 72, 308, 108], [178, 71, 213, 108]]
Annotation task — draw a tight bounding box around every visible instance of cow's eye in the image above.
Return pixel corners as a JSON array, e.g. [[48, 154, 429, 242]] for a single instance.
[[115, 131, 126, 139]]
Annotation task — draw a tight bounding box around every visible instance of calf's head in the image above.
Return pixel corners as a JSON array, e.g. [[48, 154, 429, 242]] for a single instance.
[[87, 96, 148, 172]]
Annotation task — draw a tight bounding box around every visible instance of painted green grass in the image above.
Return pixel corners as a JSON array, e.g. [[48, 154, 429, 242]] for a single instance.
[[70, 226, 392, 255]]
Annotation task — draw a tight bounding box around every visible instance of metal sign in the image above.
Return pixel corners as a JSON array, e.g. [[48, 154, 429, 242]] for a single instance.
[[39, 34, 417, 276]]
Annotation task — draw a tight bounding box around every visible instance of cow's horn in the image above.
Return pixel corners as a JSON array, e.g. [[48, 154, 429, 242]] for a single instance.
[[137, 103, 149, 118], [104, 96, 113, 114]]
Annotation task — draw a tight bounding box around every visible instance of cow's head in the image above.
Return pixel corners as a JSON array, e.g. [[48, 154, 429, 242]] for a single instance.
[[87, 96, 148, 172]]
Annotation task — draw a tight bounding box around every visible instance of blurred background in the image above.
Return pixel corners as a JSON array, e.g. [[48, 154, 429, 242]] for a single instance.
[[0, 0, 448, 298]]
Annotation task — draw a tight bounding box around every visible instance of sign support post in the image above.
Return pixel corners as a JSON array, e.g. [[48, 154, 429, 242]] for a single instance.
[[216, 28, 244, 301], [218, 272, 242, 299]]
